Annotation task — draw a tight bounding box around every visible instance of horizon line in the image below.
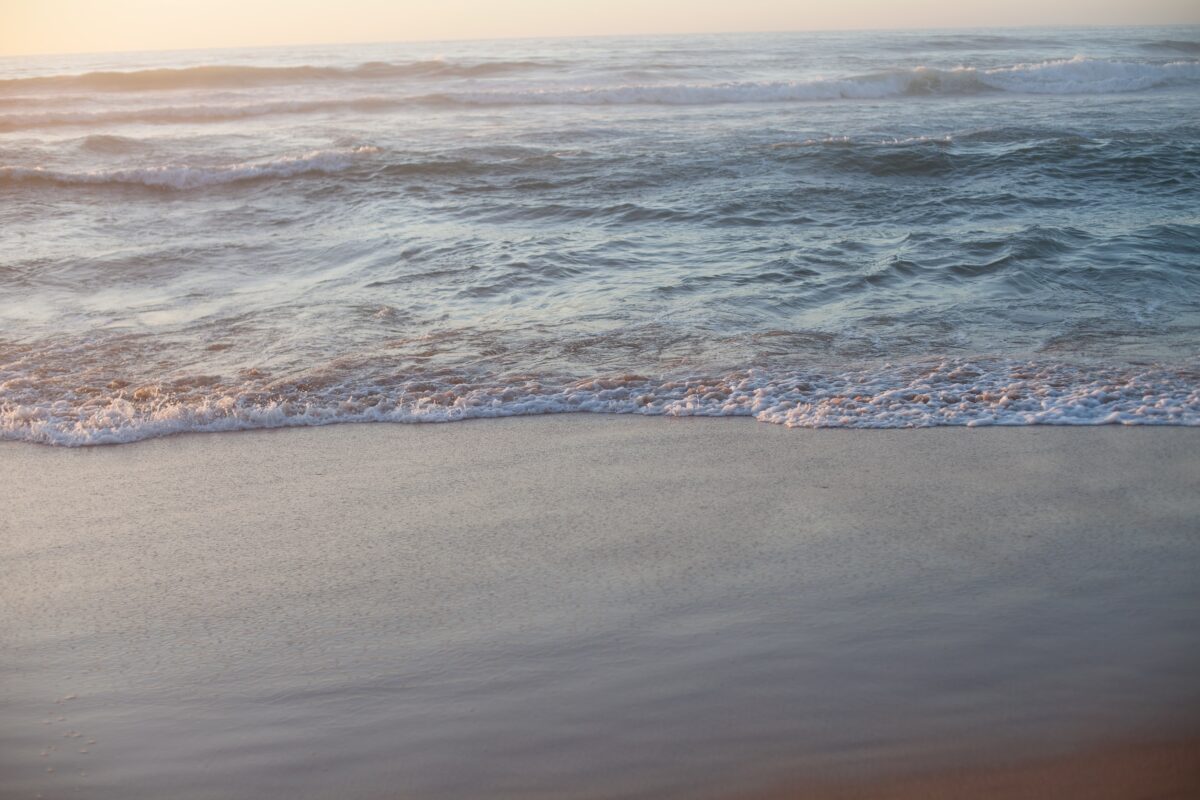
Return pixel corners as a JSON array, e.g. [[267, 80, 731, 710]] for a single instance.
[[3, 20, 1199, 60]]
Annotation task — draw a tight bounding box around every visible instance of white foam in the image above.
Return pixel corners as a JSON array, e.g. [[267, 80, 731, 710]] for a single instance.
[[3, 359, 1197, 446], [975, 55, 1200, 94], [0, 146, 380, 189], [772, 134, 951, 148]]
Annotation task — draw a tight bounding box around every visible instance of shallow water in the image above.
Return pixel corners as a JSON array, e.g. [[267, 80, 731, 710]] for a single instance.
[[2, 27, 1199, 443]]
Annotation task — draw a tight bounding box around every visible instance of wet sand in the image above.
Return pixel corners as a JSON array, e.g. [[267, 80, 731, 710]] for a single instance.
[[752, 739, 1200, 799], [1, 417, 1199, 799]]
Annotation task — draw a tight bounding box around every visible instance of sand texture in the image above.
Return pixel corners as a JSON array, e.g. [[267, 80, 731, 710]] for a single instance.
[[2, 417, 1199, 799]]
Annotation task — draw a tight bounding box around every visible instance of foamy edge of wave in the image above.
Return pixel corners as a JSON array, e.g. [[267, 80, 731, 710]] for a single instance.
[[3, 359, 1197, 446], [0, 145, 380, 189]]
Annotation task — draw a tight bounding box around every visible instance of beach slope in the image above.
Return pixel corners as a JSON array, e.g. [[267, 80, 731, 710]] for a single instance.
[[1, 418, 1198, 799]]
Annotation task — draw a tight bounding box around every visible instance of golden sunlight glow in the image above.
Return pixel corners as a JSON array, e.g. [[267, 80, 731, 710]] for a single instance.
[[2, 0, 1199, 57]]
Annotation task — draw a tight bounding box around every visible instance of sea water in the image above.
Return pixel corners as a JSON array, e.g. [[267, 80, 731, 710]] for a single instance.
[[2, 27, 1198, 444]]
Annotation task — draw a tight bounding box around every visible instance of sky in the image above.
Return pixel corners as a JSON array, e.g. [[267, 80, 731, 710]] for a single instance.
[[3, 0, 1199, 57]]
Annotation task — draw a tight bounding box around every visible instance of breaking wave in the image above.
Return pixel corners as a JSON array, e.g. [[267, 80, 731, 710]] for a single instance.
[[1, 58, 1194, 130], [427, 58, 1200, 105], [2, 358, 1197, 446], [7, 56, 1190, 99]]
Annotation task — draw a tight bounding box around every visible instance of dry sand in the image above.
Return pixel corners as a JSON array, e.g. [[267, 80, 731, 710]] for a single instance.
[[1, 416, 1198, 799]]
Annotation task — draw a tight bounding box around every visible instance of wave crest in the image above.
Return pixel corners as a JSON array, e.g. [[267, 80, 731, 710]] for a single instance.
[[0, 97, 406, 131], [0, 146, 380, 190], [0, 59, 555, 93], [1, 59, 1194, 130], [1141, 39, 1200, 55]]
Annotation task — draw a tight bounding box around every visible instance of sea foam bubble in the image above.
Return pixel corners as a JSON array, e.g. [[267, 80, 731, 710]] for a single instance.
[[2, 359, 1196, 446]]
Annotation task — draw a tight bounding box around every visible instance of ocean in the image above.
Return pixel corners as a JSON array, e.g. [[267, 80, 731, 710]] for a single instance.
[[2, 26, 1198, 445]]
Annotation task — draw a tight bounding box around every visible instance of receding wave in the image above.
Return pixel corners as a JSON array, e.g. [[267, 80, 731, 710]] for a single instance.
[[0, 146, 379, 190], [2, 358, 1197, 446], [0, 59, 556, 93]]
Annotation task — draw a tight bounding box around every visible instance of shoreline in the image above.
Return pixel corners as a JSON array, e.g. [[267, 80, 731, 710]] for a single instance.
[[5, 404, 1200, 450], [3, 417, 1199, 798]]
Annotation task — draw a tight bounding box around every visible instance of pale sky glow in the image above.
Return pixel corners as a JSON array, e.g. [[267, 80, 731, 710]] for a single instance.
[[3, 0, 1199, 57]]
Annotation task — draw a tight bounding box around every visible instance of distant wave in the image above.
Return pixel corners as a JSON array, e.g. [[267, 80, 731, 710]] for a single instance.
[[0, 60, 556, 93], [2, 358, 1197, 446], [0, 97, 406, 130], [10, 132, 1193, 194], [977, 55, 1200, 93], [0, 146, 379, 189], [766, 132, 1200, 183], [886, 34, 1067, 51], [2, 58, 1194, 129], [1141, 39, 1200, 55], [77, 133, 149, 154], [426, 58, 1200, 105]]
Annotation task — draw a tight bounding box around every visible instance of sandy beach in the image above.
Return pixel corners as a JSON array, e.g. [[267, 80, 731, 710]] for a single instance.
[[6, 6, 1200, 798], [2, 417, 1199, 799]]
